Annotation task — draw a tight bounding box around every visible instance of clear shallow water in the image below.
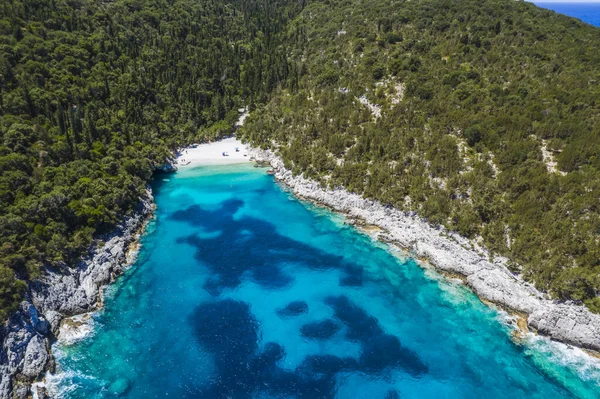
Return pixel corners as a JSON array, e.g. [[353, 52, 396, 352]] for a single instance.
[[534, 2, 600, 27], [52, 164, 600, 398]]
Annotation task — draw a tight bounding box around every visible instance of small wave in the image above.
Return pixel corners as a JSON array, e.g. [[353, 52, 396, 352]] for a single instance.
[[383, 243, 411, 264], [102, 281, 121, 301], [523, 333, 600, 385], [58, 313, 97, 346], [495, 309, 600, 391], [32, 368, 99, 399], [422, 260, 600, 389]]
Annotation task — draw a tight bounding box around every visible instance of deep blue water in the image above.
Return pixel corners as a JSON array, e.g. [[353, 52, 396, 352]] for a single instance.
[[50, 164, 600, 398], [535, 2, 600, 27]]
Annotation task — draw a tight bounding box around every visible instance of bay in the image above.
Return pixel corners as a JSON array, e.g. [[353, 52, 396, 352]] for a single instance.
[[51, 164, 600, 398]]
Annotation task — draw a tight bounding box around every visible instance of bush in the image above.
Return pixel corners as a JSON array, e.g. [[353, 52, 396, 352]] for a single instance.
[[464, 125, 483, 147]]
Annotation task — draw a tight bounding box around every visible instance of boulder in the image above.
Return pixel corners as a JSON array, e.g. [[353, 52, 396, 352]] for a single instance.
[[21, 337, 48, 379]]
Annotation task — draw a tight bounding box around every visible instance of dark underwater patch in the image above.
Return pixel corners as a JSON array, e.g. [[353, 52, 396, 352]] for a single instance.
[[298, 354, 358, 374], [339, 265, 364, 287], [385, 389, 401, 399], [189, 299, 338, 398], [171, 199, 244, 233], [172, 201, 353, 294], [277, 301, 309, 317], [189, 297, 426, 399], [189, 299, 259, 368], [325, 295, 381, 341], [182, 202, 427, 398], [300, 319, 341, 340], [325, 295, 428, 375]]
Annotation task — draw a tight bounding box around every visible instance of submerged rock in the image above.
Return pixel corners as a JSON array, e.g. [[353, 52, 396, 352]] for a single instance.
[[109, 378, 130, 396], [300, 320, 341, 340], [277, 301, 309, 317], [385, 389, 401, 399]]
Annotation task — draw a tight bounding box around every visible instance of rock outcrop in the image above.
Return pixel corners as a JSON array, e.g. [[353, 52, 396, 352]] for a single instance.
[[155, 157, 178, 173], [250, 147, 600, 352], [0, 190, 154, 399]]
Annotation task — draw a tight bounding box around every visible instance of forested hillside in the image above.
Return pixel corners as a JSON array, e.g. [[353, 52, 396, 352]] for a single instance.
[[0, 0, 300, 318], [2, 0, 600, 321], [240, 0, 600, 310]]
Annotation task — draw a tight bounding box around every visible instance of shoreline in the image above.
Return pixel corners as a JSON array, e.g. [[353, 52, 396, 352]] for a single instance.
[[247, 146, 600, 354], [0, 137, 254, 399], [27, 138, 255, 397], [0, 189, 156, 399], [175, 137, 250, 168], [1, 138, 256, 398], [4, 137, 599, 397]]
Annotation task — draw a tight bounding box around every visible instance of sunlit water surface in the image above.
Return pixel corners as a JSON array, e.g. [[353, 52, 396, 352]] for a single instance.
[[51, 164, 600, 398]]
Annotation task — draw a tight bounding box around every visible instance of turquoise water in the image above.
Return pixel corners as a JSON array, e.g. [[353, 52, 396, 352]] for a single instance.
[[52, 164, 600, 398]]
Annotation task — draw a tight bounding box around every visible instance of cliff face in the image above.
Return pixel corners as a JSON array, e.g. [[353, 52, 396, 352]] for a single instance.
[[0, 190, 154, 399], [250, 148, 600, 353]]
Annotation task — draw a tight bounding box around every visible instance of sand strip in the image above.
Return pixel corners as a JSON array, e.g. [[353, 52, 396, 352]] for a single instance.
[[176, 137, 250, 167]]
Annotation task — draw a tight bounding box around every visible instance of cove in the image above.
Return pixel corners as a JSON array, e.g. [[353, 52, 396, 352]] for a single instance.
[[50, 163, 600, 398]]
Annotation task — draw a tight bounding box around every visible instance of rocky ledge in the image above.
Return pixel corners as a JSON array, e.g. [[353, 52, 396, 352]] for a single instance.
[[250, 148, 600, 353], [155, 157, 178, 173], [0, 189, 154, 399]]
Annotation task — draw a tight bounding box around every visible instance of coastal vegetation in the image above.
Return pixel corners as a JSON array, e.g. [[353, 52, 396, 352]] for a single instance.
[[1, 0, 600, 319], [0, 0, 299, 318], [240, 0, 600, 311]]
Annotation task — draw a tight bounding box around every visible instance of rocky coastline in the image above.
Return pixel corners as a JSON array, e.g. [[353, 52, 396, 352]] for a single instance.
[[0, 189, 155, 399], [249, 147, 600, 353], [2, 142, 599, 397]]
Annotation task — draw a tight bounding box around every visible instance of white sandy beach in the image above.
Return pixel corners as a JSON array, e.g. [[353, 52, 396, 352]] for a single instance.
[[176, 137, 250, 167]]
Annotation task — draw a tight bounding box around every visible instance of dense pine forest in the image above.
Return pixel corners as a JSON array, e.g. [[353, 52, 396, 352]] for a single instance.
[[1, 0, 600, 319], [241, 0, 600, 311], [0, 0, 301, 319]]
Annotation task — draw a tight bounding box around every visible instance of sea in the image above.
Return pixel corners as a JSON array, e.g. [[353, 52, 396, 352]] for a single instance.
[[534, 2, 600, 27], [46, 164, 600, 398]]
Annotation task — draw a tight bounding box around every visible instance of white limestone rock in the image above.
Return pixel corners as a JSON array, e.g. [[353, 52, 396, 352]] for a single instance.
[[530, 304, 600, 350], [0, 190, 154, 398], [21, 336, 48, 379]]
